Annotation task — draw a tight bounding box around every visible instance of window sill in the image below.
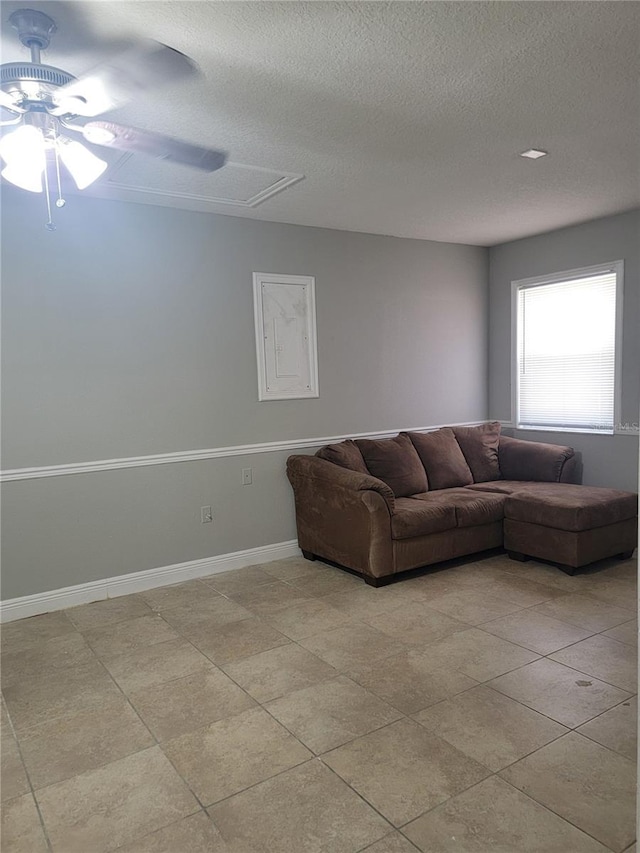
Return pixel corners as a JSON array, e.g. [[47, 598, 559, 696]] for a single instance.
[[512, 424, 639, 437]]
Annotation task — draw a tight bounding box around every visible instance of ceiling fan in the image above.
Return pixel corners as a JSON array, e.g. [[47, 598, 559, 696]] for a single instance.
[[0, 8, 228, 228]]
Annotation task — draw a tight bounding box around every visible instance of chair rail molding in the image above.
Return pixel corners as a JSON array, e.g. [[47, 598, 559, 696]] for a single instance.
[[0, 420, 487, 483]]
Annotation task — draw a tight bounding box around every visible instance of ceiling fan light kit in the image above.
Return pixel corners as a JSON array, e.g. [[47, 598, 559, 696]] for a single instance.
[[0, 8, 228, 228]]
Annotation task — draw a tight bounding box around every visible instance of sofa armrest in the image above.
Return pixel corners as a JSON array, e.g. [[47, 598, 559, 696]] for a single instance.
[[498, 435, 575, 483], [286, 455, 396, 512], [286, 455, 394, 579]]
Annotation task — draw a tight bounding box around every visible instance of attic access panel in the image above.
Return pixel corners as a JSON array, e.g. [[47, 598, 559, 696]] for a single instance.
[[107, 155, 303, 207], [253, 273, 319, 401]]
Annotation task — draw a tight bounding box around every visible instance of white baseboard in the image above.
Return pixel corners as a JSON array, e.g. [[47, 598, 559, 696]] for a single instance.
[[0, 540, 301, 624]]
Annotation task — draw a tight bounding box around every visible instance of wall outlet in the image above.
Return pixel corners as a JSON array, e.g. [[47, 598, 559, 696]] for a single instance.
[[200, 505, 213, 523], [242, 468, 253, 485]]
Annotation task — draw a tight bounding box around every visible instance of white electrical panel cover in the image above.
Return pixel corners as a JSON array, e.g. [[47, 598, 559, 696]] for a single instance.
[[253, 273, 319, 401]]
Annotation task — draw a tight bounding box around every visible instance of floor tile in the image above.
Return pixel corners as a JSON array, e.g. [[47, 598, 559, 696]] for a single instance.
[[0, 611, 76, 651], [415, 628, 540, 682], [19, 696, 154, 789], [3, 659, 122, 734], [479, 609, 594, 654], [227, 581, 315, 616], [348, 651, 477, 715], [1, 729, 30, 802], [404, 775, 610, 853], [262, 598, 351, 640], [203, 566, 279, 596], [184, 617, 290, 664], [128, 667, 256, 741], [138, 580, 219, 612], [298, 623, 409, 670], [499, 559, 593, 591], [480, 574, 568, 607], [436, 558, 511, 583], [162, 706, 311, 805], [603, 618, 638, 646], [550, 634, 637, 692], [288, 569, 362, 597], [414, 685, 568, 771], [402, 567, 491, 598], [532, 593, 635, 632], [260, 556, 322, 581], [1, 794, 48, 853], [577, 696, 637, 760], [421, 589, 524, 625], [500, 732, 636, 852], [101, 639, 212, 693], [362, 602, 469, 646], [323, 718, 490, 826], [492, 556, 591, 589], [66, 595, 152, 631], [208, 759, 390, 852], [583, 575, 638, 610], [36, 746, 198, 853], [360, 833, 421, 852], [488, 658, 631, 727], [322, 586, 415, 621], [81, 614, 181, 658], [221, 643, 337, 703], [116, 812, 230, 853], [265, 676, 402, 754], [1, 631, 96, 689], [159, 596, 253, 633]]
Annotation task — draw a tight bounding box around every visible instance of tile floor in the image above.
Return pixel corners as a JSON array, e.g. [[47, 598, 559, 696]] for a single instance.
[[1, 552, 637, 852]]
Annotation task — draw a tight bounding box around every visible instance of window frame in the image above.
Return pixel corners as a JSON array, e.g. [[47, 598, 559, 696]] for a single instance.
[[510, 260, 624, 435]]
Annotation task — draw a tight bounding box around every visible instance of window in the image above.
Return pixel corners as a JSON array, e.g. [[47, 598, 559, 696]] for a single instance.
[[512, 261, 623, 433]]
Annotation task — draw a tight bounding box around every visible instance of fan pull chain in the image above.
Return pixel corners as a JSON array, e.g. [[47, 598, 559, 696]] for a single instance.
[[42, 153, 55, 231], [53, 138, 66, 210]]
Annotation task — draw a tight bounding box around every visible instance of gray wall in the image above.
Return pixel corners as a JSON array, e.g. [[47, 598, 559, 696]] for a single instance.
[[1, 191, 488, 599], [489, 209, 640, 491]]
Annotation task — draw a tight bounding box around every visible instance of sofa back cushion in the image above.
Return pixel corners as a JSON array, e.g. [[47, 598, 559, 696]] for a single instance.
[[316, 440, 369, 474], [356, 434, 428, 497], [404, 429, 473, 489], [452, 422, 501, 482]]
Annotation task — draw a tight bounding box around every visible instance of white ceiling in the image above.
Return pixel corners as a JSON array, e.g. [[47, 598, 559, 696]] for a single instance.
[[2, 1, 639, 245]]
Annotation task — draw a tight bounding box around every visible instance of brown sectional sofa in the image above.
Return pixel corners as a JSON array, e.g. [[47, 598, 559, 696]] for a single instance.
[[286, 423, 637, 586]]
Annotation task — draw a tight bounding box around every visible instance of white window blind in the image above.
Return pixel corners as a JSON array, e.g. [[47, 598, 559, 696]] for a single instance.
[[516, 268, 619, 432]]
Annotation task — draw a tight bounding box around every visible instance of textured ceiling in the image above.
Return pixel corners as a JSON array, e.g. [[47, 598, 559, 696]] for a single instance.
[[1, 1, 639, 245]]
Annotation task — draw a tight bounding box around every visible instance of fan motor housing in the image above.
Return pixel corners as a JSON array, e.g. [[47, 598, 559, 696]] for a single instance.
[[0, 62, 76, 107]]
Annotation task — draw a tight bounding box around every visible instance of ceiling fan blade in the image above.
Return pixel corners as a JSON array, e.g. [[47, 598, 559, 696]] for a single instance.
[[51, 40, 197, 117], [82, 121, 227, 172]]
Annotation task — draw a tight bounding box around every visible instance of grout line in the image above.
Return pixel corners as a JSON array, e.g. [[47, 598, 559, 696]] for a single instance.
[[495, 770, 630, 851], [2, 700, 54, 852], [88, 650, 211, 813], [2, 556, 636, 851]]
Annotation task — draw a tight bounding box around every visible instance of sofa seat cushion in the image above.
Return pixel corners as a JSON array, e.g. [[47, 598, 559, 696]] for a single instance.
[[505, 484, 638, 532], [452, 422, 501, 482], [453, 491, 506, 527], [316, 440, 369, 474], [391, 497, 456, 539], [412, 488, 506, 528], [466, 481, 537, 495], [404, 429, 473, 489], [356, 434, 428, 498]]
